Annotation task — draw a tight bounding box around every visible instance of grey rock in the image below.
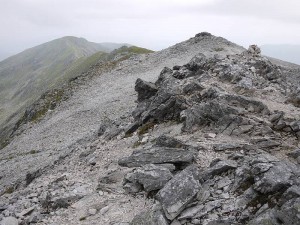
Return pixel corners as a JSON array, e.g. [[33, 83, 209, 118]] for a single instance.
[[0, 217, 19, 225], [196, 187, 210, 203], [156, 163, 176, 172], [97, 120, 112, 136], [253, 162, 293, 194], [135, 78, 158, 102], [181, 101, 238, 132], [182, 81, 204, 94], [290, 121, 300, 132], [247, 45, 261, 55], [276, 198, 300, 225], [195, 32, 212, 37], [287, 149, 300, 159], [235, 187, 258, 209], [51, 195, 83, 209], [224, 94, 269, 114], [269, 113, 283, 123], [123, 164, 173, 192], [248, 208, 280, 225], [27, 212, 42, 224], [157, 165, 201, 220], [123, 182, 142, 194], [202, 160, 237, 181], [251, 138, 281, 149], [177, 204, 204, 220], [279, 185, 300, 206], [130, 205, 168, 225], [287, 92, 300, 108], [155, 67, 173, 87], [216, 177, 232, 189], [154, 135, 185, 149], [213, 143, 243, 151], [19, 206, 35, 217], [191, 200, 222, 219], [273, 119, 286, 130], [118, 147, 196, 168]]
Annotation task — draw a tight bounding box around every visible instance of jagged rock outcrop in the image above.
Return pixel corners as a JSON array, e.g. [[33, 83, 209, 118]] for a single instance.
[[120, 44, 300, 224]]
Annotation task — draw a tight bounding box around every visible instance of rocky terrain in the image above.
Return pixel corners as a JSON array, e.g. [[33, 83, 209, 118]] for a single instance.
[[1, 32, 300, 225]]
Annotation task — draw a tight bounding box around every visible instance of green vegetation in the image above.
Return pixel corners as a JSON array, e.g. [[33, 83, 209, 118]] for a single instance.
[[116, 46, 154, 54]]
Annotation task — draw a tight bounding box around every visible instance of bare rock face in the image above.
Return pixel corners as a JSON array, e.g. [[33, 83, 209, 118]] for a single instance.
[[157, 165, 201, 220], [118, 147, 197, 168], [247, 44, 261, 55], [125, 43, 300, 224], [130, 205, 169, 225], [123, 164, 173, 193], [0, 217, 19, 225], [135, 78, 158, 102]]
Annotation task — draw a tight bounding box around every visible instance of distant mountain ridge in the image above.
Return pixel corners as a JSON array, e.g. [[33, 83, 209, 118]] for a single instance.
[[261, 44, 300, 65]]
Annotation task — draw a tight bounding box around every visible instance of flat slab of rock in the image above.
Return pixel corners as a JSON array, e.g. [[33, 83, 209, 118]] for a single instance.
[[253, 162, 293, 194], [202, 160, 237, 181], [118, 147, 196, 168], [130, 205, 168, 225], [277, 198, 300, 225], [157, 165, 201, 220], [124, 164, 173, 192], [0, 217, 19, 225]]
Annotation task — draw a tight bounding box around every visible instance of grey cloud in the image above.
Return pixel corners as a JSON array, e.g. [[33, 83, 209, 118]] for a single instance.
[[190, 0, 300, 24], [0, 0, 299, 60]]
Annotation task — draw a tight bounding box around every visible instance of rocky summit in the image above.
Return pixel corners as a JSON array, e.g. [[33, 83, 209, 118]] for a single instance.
[[1, 32, 300, 225]]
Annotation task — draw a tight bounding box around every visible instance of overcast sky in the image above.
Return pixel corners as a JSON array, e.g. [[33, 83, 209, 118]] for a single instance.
[[1, 0, 300, 60]]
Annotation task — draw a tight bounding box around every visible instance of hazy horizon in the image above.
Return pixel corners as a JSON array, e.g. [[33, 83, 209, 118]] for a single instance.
[[1, 0, 300, 61]]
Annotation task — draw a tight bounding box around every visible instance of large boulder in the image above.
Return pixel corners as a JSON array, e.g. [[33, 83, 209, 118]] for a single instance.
[[157, 165, 201, 220], [123, 164, 173, 192], [118, 147, 196, 168], [276, 198, 300, 225], [130, 204, 169, 225], [135, 78, 158, 102]]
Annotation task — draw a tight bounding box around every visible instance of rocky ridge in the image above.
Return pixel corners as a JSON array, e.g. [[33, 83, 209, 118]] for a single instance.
[[115, 42, 300, 224], [1, 33, 300, 225]]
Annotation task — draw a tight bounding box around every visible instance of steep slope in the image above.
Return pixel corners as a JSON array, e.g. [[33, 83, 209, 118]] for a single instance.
[[0, 32, 247, 223], [261, 44, 300, 65]]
